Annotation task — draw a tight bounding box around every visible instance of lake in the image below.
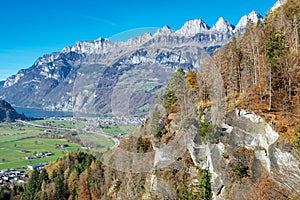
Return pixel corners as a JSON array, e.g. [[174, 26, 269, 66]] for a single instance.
[[14, 107, 73, 118]]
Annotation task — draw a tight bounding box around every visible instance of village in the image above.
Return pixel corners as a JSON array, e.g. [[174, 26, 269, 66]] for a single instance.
[[96, 115, 146, 127], [0, 169, 28, 186]]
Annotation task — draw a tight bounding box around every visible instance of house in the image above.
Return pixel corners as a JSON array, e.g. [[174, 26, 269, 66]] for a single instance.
[[54, 117, 64, 121], [25, 156, 35, 160], [27, 163, 44, 170], [55, 144, 69, 149], [41, 152, 53, 156], [118, 133, 124, 138]]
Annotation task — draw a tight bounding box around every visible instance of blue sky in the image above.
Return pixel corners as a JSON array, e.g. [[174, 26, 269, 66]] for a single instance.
[[0, 0, 276, 80]]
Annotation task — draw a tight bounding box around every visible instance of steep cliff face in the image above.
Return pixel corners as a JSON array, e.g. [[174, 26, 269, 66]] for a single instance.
[[85, 109, 299, 199], [186, 110, 299, 199]]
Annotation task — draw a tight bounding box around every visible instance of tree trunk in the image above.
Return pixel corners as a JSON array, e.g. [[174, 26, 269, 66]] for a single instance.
[[268, 67, 272, 111]]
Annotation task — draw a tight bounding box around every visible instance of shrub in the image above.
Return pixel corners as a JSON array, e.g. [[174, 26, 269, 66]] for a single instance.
[[232, 164, 248, 178]]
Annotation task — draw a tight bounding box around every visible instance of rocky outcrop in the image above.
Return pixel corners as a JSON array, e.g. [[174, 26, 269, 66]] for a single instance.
[[186, 109, 300, 199], [99, 109, 299, 199], [0, 99, 26, 122], [235, 11, 263, 32]]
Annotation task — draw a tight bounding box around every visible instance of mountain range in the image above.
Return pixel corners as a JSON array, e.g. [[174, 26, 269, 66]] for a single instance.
[[0, 11, 262, 116]]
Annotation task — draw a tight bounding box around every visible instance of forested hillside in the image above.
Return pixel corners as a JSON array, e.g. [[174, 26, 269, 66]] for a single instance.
[[213, 0, 299, 143]]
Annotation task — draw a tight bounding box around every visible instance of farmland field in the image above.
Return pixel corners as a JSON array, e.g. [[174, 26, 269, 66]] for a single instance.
[[76, 134, 114, 151], [32, 119, 77, 129], [0, 120, 115, 170], [0, 137, 81, 170]]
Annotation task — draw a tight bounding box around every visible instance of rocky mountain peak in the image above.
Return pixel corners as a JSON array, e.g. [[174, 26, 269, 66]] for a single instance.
[[211, 17, 234, 33], [235, 11, 263, 32], [247, 11, 263, 24], [154, 25, 174, 36], [61, 37, 114, 54], [127, 32, 153, 46], [175, 19, 210, 36], [271, 0, 287, 11]]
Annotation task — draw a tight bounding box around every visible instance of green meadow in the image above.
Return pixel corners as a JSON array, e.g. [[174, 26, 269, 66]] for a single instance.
[[0, 120, 114, 170], [76, 134, 114, 151], [100, 125, 137, 135], [32, 119, 77, 129], [0, 137, 82, 170], [0, 137, 81, 169]]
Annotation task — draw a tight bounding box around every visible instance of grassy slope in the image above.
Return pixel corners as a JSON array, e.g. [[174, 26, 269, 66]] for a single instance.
[[0, 138, 81, 170]]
